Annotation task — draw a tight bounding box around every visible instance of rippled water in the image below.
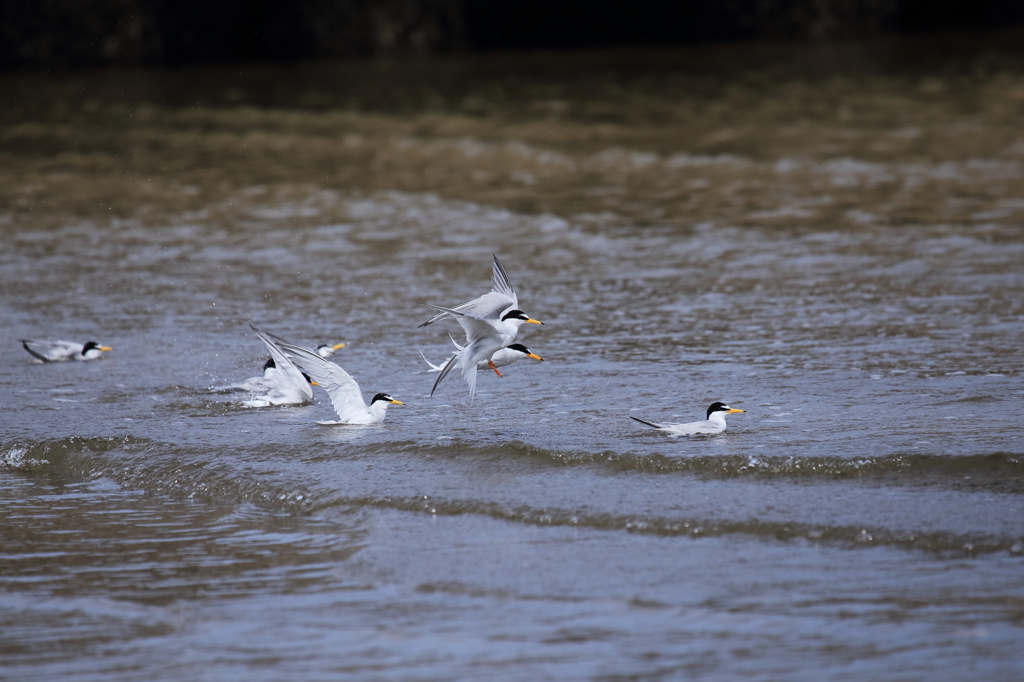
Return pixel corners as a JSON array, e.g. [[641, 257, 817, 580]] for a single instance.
[[2, 42, 1024, 680]]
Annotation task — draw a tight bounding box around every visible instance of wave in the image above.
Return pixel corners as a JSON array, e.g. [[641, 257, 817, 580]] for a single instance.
[[7, 435, 1020, 492], [1, 436, 317, 513], [4, 435, 1022, 556], [318, 492, 1024, 557], [346, 439, 1024, 489]]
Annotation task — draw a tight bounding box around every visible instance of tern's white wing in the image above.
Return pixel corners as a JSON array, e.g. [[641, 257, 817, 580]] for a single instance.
[[631, 416, 722, 436], [274, 340, 372, 422], [21, 339, 81, 362], [456, 291, 517, 322], [668, 421, 721, 436], [250, 326, 313, 403], [418, 254, 519, 328], [418, 291, 516, 328], [421, 303, 504, 349], [489, 253, 517, 301]]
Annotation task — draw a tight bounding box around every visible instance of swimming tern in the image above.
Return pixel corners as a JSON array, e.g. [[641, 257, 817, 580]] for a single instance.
[[273, 339, 403, 424], [631, 402, 745, 436], [21, 339, 113, 363]]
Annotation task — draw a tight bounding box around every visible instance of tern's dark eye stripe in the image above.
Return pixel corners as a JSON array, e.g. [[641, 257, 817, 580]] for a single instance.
[[506, 343, 528, 353], [501, 309, 527, 321]]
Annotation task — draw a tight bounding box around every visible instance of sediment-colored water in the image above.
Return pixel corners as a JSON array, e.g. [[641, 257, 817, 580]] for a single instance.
[[2, 40, 1024, 680]]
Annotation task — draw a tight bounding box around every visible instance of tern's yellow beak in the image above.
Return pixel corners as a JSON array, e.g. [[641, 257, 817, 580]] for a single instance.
[[98, 346, 113, 352], [726, 408, 745, 414], [524, 318, 544, 325], [390, 399, 404, 405], [527, 352, 543, 361], [331, 342, 346, 350], [310, 381, 319, 386]]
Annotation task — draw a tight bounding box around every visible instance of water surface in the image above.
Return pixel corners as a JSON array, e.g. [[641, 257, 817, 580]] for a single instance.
[[2, 43, 1024, 680]]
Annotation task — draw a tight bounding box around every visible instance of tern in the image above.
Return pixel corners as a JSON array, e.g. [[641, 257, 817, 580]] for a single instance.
[[418, 335, 543, 377], [240, 326, 317, 407], [21, 339, 113, 363], [418, 254, 527, 329], [257, 327, 345, 359], [631, 402, 745, 436], [419, 255, 543, 401], [422, 302, 541, 403], [315, 342, 346, 359], [273, 339, 403, 424]]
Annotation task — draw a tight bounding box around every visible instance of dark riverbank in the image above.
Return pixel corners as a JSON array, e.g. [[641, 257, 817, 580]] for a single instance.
[[4, 0, 1024, 69]]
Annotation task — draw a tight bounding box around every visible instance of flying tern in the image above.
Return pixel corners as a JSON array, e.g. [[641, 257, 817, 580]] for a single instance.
[[423, 302, 541, 403], [631, 402, 745, 436], [21, 339, 113, 363], [273, 339, 403, 424], [419, 335, 542, 377], [419, 255, 543, 401], [418, 254, 526, 329]]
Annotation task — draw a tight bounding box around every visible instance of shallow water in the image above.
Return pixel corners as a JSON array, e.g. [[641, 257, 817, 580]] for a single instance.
[[2, 42, 1024, 680]]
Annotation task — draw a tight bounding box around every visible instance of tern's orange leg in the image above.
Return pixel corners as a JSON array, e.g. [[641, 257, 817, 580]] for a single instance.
[[488, 360, 503, 378]]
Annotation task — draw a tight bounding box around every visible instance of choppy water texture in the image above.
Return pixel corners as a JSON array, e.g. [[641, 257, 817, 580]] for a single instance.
[[2, 38, 1024, 680]]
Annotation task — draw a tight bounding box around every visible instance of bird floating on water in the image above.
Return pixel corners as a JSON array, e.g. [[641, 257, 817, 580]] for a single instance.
[[21, 339, 113, 363], [631, 402, 745, 436], [315, 342, 346, 359], [273, 337, 403, 424]]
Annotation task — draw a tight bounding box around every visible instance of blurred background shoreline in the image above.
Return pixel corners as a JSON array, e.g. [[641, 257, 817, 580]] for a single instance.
[[3, 0, 1024, 69], [4, 27, 1024, 237]]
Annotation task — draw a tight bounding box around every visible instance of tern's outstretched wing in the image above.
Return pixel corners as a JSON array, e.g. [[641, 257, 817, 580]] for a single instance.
[[489, 254, 516, 301], [418, 292, 516, 328], [274, 339, 370, 422], [249, 325, 313, 403], [419, 303, 504, 350], [430, 354, 459, 396], [417, 254, 519, 328]]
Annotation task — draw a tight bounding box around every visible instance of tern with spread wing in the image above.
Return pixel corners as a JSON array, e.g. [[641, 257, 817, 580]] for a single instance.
[[418, 254, 524, 329], [21, 339, 113, 363], [239, 326, 317, 407], [419, 335, 542, 377], [273, 338, 403, 424], [419, 255, 544, 402], [257, 327, 346, 359], [423, 302, 541, 403], [631, 402, 745, 436]]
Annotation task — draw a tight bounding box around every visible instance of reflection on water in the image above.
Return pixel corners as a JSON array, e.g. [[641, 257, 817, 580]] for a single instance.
[[2, 41, 1024, 680]]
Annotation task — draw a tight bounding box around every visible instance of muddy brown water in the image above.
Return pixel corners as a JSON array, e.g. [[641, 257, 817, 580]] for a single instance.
[[2, 39, 1024, 680]]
